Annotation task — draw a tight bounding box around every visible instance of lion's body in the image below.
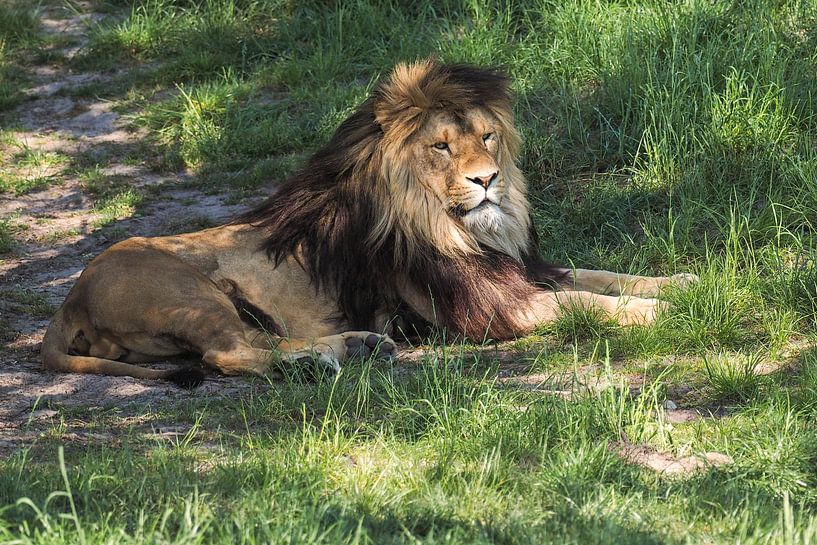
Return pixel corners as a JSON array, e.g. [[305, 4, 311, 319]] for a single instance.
[[42, 60, 692, 384], [41, 225, 368, 384], [132, 225, 344, 338], [64, 225, 344, 340]]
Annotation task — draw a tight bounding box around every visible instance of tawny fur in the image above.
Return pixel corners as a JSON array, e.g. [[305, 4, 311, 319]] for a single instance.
[[41, 59, 693, 384]]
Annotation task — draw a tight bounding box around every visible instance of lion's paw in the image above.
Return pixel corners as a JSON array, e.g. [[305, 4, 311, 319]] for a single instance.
[[341, 332, 397, 361], [293, 352, 341, 382], [669, 273, 699, 290]]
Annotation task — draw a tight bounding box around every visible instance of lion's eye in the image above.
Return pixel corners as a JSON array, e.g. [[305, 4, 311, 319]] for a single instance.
[[482, 132, 494, 142], [433, 142, 449, 151]]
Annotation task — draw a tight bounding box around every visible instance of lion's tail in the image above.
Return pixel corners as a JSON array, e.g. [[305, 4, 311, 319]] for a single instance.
[[41, 308, 204, 389]]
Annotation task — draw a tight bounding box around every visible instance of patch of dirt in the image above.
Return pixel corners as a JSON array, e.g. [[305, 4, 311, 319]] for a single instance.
[[0, 3, 253, 453], [612, 441, 733, 476]]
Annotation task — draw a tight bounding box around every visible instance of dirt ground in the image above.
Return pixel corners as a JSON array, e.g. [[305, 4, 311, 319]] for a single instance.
[[0, 4, 267, 450]]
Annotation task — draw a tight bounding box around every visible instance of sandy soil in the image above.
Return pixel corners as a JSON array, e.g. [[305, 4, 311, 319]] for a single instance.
[[0, 3, 256, 450]]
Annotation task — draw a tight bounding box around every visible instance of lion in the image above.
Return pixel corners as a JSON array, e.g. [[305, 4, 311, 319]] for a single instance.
[[41, 60, 693, 387]]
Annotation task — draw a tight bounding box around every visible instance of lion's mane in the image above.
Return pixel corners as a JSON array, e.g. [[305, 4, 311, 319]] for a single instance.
[[238, 60, 559, 339]]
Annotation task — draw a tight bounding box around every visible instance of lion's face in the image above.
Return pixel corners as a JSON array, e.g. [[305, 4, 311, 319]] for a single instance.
[[372, 60, 532, 260], [411, 107, 508, 233]]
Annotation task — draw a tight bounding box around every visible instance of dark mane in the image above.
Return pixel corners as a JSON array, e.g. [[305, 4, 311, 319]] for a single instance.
[[236, 96, 395, 328], [236, 62, 562, 339]]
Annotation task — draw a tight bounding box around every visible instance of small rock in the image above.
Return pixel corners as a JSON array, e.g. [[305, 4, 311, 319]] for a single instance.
[[30, 409, 58, 420], [663, 400, 678, 411]]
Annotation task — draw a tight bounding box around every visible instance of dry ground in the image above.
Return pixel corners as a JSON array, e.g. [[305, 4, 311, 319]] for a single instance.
[[0, 4, 260, 450]]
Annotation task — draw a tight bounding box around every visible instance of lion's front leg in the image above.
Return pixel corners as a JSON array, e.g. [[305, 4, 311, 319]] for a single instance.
[[249, 331, 396, 375], [555, 268, 697, 298], [209, 331, 396, 380], [515, 290, 664, 330]]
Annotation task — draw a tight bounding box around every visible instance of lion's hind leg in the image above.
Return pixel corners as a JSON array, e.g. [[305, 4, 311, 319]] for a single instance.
[[521, 290, 665, 328], [202, 343, 281, 377], [41, 306, 205, 388], [201, 326, 334, 380], [193, 330, 397, 376], [204, 340, 341, 382]]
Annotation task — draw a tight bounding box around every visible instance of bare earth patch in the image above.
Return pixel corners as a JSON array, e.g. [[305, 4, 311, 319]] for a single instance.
[[0, 3, 253, 452], [612, 441, 733, 475]]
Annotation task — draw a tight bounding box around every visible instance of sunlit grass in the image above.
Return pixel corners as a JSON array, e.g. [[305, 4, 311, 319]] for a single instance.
[[0, 346, 815, 543], [0, 145, 69, 195]]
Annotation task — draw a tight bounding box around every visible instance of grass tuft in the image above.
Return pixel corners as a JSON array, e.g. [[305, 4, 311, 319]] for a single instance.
[[703, 351, 768, 403], [0, 1, 39, 109], [0, 219, 16, 254], [78, 167, 144, 226], [658, 245, 763, 351], [0, 287, 55, 318], [0, 1, 39, 47], [546, 304, 617, 345]]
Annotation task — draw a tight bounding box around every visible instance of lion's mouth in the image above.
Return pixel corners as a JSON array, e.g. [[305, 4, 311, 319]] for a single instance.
[[450, 199, 499, 218]]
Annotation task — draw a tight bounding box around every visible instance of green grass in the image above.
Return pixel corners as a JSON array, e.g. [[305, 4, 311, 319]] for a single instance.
[[1, 353, 816, 544], [0, 41, 16, 110], [12, 147, 69, 170], [0, 2, 39, 47], [77, 167, 145, 226], [701, 350, 773, 404], [0, 1, 39, 109], [0, 219, 16, 254], [0, 173, 60, 195], [543, 304, 617, 345], [3, 0, 817, 543], [0, 287, 55, 318], [0, 145, 70, 195], [91, 188, 142, 226]]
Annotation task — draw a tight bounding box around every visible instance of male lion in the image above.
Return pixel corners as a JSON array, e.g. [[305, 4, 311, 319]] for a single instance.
[[42, 60, 692, 386]]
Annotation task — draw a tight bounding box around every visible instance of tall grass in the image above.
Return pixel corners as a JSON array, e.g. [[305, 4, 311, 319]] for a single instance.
[[0, 1, 38, 46], [75, 0, 817, 340], [1, 348, 816, 543], [0, 1, 39, 109]]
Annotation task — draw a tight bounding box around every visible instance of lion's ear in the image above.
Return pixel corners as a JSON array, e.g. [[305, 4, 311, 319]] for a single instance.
[[373, 95, 401, 133], [374, 103, 423, 136], [374, 59, 438, 135]]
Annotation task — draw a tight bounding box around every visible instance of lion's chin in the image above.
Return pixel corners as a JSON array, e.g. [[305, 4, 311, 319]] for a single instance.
[[461, 201, 505, 233]]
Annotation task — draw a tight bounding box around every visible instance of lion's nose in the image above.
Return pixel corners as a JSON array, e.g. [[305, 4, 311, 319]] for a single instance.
[[466, 172, 498, 188]]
